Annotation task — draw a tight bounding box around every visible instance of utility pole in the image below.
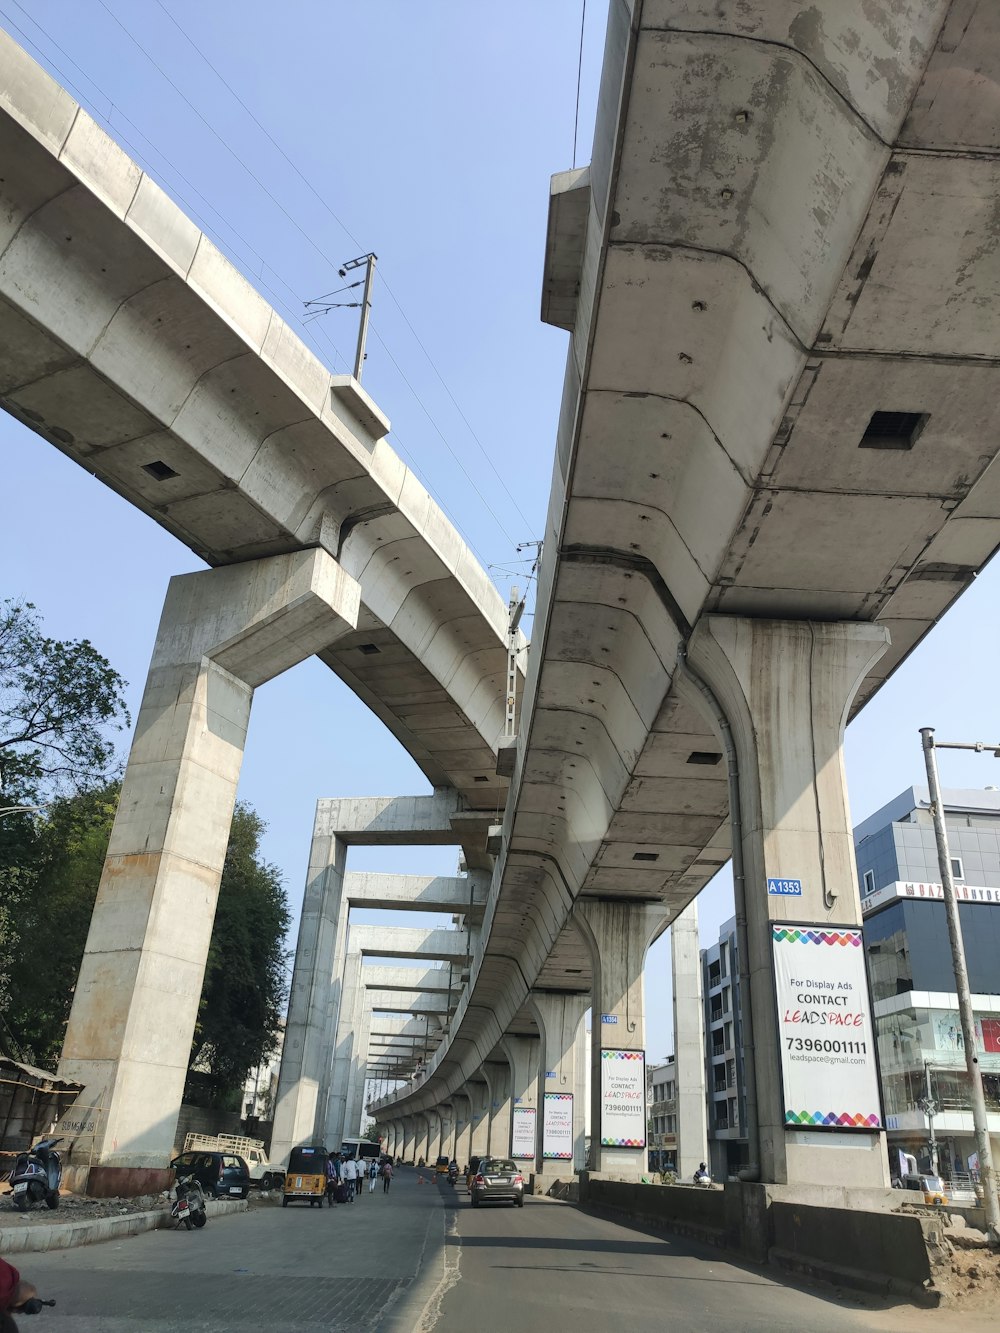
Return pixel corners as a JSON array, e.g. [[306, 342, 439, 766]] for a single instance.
[[343, 252, 377, 380], [920, 728, 1000, 1241], [303, 250, 377, 380], [505, 586, 522, 739]]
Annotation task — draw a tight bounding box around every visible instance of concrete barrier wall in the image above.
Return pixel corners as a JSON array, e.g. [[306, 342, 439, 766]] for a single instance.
[[581, 1180, 936, 1304], [770, 1200, 932, 1297]]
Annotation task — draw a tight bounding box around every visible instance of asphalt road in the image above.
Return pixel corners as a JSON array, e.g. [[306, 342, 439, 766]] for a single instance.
[[17, 1171, 997, 1331]]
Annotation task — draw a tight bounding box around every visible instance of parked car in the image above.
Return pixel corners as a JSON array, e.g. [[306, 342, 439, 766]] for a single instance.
[[170, 1151, 250, 1200], [470, 1157, 525, 1208], [182, 1133, 285, 1190]]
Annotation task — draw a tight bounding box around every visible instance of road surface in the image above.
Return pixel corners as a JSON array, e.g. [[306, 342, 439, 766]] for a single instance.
[[20, 1170, 993, 1330]]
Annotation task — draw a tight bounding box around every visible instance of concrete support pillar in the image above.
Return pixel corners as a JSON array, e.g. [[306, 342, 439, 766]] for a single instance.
[[671, 901, 708, 1180], [453, 1090, 473, 1169], [575, 899, 665, 1181], [271, 827, 350, 1165], [530, 991, 589, 1181], [316, 948, 363, 1154], [439, 1101, 455, 1161], [413, 1113, 430, 1166], [426, 1107, 442, 1163], [688, 616, 891, 1190], [57, 552, 358, 1193], [469, 1079, 490, 1161], [485, 1061, 511, 1158], [504, 1036, 540, 1167], [343, 1001, 373, 1143], [401, 1116, 415, 1163]]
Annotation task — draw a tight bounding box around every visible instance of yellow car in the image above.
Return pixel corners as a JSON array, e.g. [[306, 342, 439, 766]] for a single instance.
[[435, 1154, 450, 1175]]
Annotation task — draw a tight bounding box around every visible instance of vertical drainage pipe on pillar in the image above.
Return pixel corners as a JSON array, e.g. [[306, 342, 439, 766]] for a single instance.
[[676, 647, 760, 1182]]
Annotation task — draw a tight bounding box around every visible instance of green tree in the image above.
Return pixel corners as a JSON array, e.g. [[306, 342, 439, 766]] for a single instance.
[[189, 802, 291, 1106], [2, 783, 119, 1066], [0, 599, 129, 802]]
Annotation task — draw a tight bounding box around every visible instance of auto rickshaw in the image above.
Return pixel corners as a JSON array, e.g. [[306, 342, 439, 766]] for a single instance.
[[282, 1145, 329, 1208]]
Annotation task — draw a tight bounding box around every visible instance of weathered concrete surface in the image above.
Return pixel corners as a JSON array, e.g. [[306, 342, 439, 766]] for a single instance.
[[372, 4, 1000, 1177], [57, 551, 359, 1187], [582, 1179, 937, 1305], [671, 901, 708, 1179], [0, 32, 521, 813], [529, 991, 588, 1178], [688, 616, 890, 1189]]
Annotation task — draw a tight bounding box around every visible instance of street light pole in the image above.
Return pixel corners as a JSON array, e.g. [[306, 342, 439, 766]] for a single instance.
[[920, 727, 1000, 1240], [920, 1061, 939, 1175]]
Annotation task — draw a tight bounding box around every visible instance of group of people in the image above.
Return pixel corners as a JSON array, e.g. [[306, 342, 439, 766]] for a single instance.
[[324, 1153, 393, 1205]]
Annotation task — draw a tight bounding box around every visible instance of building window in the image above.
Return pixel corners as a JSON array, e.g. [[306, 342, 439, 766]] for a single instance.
[[863, 869, 875, 894], [951, 857, 964, 882]]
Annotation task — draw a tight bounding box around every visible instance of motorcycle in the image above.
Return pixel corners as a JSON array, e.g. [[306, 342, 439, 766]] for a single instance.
[[447, 1164, 458, 1186], [170, 1170, 208, 1230], [9, 1137, 62, 1212], [18, 1297, 56, 1315]]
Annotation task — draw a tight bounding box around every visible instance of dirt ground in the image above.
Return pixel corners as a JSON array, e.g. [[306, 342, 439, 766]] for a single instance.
[[0, 1190, 164, 1223], [931, 1227, 1000, 1310]]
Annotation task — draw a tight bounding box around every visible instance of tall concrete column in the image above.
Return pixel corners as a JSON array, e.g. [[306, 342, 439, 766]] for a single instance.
[[530, 991, 588, 1181], [671, 902, 708, 1180], [484, 1061, 511, 1158], [343, 999, 373, 1143], [401, 1116, 415, 1163], [575, 899, 666, 1181], [453, 1089, 473, 1169], [469, 1079, 490, 1160], [504, 1036, 540, 1167], [426, 1107, 443, 1163], [58, 552, 358, 1194], [413, 1113, 430, 1166], [688, 616, 891, 1190], [317, 948, 363, 1154], [271, 827, 349, 1165], [439, 1101, 455, 1161]]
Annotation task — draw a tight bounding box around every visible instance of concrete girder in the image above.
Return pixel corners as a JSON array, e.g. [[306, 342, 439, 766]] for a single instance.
[[0, 33, 523, 815], [345, 870, 489, 921], [369, 3, 1000, 1168]]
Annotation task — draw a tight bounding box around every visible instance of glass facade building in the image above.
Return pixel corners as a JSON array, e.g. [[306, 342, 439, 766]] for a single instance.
[[856, 786, 1000, 1179]]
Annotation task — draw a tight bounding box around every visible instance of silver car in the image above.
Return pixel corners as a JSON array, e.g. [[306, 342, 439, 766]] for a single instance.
[[470, 1157, 525, 1208]]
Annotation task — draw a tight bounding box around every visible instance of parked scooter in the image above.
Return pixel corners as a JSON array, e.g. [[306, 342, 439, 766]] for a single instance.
[[170, 1169, 208, 1230], [9, 1138, 62, 1212]]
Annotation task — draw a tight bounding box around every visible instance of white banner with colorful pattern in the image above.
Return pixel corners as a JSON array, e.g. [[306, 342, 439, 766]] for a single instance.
[[543, 1092, 574, 1160], [511, 1105, 536, 1159], [772, 924, 882, 1132], [600, 1049, 645, 1147]]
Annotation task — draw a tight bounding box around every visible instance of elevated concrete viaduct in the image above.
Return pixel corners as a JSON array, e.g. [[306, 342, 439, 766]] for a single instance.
[[371, 0, 1000, 1201], [0, 36, 520, 1191], [11, 4, 1000, 1206]]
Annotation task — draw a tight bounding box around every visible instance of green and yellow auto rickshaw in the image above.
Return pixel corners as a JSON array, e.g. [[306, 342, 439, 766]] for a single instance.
[[282, 1145, 329, 1208]]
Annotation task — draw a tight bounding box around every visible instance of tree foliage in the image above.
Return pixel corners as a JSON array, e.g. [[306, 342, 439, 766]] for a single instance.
[[0, 783, 119, 1066], [189, 803, 291, 1107], [0, 790, 290, 1096], [0, 599, 130, 801]]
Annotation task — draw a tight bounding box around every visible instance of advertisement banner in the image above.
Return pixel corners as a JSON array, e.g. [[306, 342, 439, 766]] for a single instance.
[[543, 1092, 574, 1160], [600, 1049, 645, 1147], [510, 1105, 536, 1160], [772, 925, 882, 1132]]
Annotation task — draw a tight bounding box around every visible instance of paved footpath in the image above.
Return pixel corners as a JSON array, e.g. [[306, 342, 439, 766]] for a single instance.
[[18, 1171, 1000, 1331]]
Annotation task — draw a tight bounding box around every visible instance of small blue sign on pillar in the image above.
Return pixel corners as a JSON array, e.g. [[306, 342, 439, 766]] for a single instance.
[[767, 877, 803, 897], [601, 1013, 618, 1025]]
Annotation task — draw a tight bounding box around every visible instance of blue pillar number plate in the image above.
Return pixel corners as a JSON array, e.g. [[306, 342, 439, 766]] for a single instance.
[[767, 877, 803, 896]]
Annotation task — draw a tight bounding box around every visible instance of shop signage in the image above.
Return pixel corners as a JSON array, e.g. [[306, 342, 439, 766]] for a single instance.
[[772, 924, 882, 1133]]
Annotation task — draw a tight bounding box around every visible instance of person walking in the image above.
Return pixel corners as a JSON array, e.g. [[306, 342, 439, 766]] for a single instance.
[[368, 1159, 378, 1193], [325, 1152, 338, 1207], [342, 1154, 356, 1202], [382, 1158, 393, 1194]]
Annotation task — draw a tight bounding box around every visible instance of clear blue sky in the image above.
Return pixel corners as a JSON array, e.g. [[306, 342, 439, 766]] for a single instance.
[[2, 1, 999, 1066]]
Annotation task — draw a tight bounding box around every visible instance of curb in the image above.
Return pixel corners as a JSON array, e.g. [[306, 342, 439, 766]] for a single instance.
[[0, 1197, 248, 1254]]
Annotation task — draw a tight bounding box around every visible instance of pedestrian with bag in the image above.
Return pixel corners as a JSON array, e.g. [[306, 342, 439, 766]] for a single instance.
[[382, 1158, 393, 1194], [368, 1158, 378, 1193]]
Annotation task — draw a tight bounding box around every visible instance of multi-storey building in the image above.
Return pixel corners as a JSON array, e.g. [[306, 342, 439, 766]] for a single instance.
[[855, 786, 1000, 1180], [646, 1057, 677, 1172], [701, 918, 747, 1180]]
